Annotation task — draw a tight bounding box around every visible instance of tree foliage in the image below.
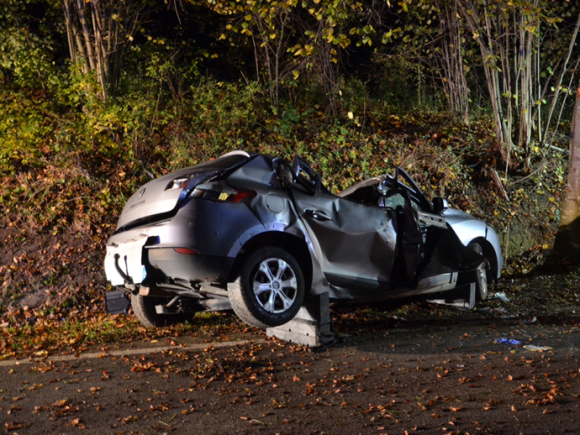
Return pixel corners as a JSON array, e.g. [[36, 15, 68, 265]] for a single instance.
[[0, 0, 61, 90], [456, 0, 580, 166], [380, 0, 580, 167], [1, 0, 579, 173]]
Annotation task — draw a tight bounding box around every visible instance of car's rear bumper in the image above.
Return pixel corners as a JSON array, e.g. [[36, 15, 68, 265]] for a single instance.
[[105, 195, 269, 288], [104, 222, 233, 287], [105, 232, 150, 286]]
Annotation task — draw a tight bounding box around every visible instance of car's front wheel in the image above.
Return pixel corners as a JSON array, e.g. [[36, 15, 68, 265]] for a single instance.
[[228, 247, 306, 328], [468, 242, 488, 301]]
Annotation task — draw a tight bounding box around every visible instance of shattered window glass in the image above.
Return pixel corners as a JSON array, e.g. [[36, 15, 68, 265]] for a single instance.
[[380, 193, 421, 212]]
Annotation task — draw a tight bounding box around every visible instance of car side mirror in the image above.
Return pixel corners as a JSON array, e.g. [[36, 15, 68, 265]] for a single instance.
[[432, 197, 448, 213]]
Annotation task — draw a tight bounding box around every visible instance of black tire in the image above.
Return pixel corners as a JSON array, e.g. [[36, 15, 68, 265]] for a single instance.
[[131, 294, 190, 328], [468, 242, 489, 301], [228, 247, 306, 328]]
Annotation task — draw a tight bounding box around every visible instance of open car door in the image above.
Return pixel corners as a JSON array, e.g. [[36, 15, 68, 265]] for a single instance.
[[386, 187, 425, 286], [382, 167, 485, 290]]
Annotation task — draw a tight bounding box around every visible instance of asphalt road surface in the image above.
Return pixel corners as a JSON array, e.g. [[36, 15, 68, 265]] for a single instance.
[[1, 312, 579, 435]]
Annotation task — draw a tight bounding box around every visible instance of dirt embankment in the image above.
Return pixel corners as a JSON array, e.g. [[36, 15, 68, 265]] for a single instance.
[[0, 143, 567, 318], [0, 224, 106, 315]]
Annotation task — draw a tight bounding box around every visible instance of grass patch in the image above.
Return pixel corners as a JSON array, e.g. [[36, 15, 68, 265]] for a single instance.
[[0, 310, 249, 360]]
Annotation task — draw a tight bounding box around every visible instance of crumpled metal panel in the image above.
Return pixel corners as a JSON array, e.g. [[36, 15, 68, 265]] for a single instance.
[[222, 155, 484, 298], [293, 189, 397, 287]]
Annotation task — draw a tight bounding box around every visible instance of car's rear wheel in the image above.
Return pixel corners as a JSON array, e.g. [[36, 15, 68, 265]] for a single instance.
[[131, 294, 191, 328], [468, 242, 488, 301], [228, 247, 305, 328]]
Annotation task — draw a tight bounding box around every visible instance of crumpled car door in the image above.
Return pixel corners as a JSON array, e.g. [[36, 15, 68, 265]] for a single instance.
[[288, 159, 398, 291], [294, 189, 397, 289]]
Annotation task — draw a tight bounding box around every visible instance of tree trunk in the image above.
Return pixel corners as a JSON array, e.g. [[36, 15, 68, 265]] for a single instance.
[[61, 0, 146, 101], [436, 0, 469, 124], [549, 86, 580, 264]]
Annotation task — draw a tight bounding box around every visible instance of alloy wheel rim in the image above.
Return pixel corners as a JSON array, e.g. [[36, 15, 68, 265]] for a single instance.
[[252, 258, 298, 314]]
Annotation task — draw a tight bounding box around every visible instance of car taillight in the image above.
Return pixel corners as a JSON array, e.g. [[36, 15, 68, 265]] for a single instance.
[[174, 247, 198, 255], [229, 190, 255, 203], [190, 181, 255, 203]]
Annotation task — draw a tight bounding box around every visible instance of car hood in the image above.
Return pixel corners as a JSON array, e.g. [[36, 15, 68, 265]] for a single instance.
[[442, 207, 479, 225]]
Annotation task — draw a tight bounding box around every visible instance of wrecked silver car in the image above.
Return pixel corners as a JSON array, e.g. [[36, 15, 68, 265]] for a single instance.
[[104, 151, 502, 328]]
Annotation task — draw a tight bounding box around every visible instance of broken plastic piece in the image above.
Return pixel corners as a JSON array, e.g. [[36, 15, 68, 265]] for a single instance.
[[489, 292, 510, 303], [523, 344, 552, 352], [266, 292, 335, 347], [427, 283, 477, 310], [495, 338, 521, 345]]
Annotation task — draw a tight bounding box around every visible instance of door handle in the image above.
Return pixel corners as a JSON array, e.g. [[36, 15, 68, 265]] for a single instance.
[[305, 209, 331, 221]]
